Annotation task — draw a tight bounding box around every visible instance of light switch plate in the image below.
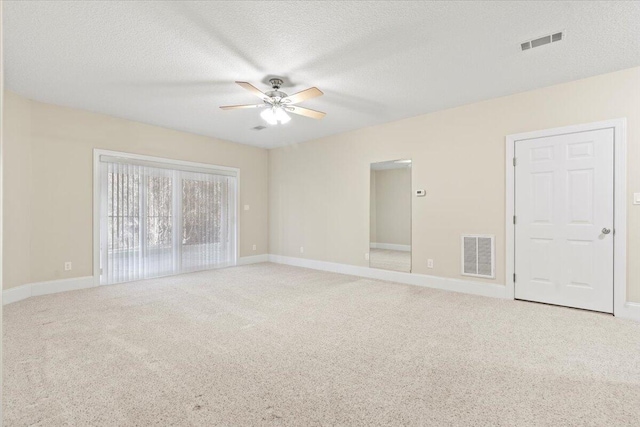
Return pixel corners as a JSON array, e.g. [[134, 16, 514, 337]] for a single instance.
[[244, 204, 250, 211], [634, 193, 640, 205]]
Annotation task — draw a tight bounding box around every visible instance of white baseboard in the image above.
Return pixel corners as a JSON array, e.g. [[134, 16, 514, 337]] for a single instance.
[[617, 302, 640, 322], [1, 258, 268, 306], [3, 276, 95, 306], [3, 283, 32, 305], [369, 242, 411, 252], [237, 254, 269, 265], [268, 254, 508, 299], [31, 276, 95, 296], [5, 259, 639, 323]]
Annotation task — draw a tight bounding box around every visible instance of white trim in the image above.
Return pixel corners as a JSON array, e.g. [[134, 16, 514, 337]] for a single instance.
[[32, 276, 95, 296], [3, 276, 95, 305], [6, 260, 639, 322], [93, 151, 101, 286], [96, 150, 240, 175], [237, 254, 269, 265], [505, 118, 627, 316], [616, 302, 640, 322], [93, 149, 241, 286], [3, 284, 31, 305], [269, 254, 508, 299], [369, 242, 411, 252]]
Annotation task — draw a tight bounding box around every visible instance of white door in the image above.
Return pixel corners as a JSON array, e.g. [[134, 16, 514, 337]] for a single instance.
[[514, 128, 614, 313]]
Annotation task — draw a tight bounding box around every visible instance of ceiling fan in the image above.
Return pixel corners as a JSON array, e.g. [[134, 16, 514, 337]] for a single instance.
[[220, 78, 326, 125]]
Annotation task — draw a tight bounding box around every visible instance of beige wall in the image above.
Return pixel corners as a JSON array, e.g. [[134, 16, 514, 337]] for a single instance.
[[269, 67, 640, 302], [3, 91, 269, 289], [371, 168, 411, 246], [2, 92, 31, 289]]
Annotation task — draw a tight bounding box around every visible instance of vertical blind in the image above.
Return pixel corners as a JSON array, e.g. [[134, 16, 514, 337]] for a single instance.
[[99, 156, 237, 285]]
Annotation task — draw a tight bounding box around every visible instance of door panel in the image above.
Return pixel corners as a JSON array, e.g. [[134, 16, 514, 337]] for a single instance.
[[515, 128, 614, 313]]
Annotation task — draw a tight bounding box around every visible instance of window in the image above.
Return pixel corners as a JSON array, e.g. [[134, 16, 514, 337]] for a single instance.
[[97, 152, 237, 285]]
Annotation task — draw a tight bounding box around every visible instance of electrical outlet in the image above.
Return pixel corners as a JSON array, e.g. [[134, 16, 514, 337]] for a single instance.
[[427, 259, 434, 269], [365, 253, 369, 261], [252, 244, 257, 251], [64, 261, 72, 271], [300, 246, 304, 254]]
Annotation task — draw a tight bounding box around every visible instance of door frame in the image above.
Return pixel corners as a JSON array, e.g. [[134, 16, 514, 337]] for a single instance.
[[505, 118, 627, 315]]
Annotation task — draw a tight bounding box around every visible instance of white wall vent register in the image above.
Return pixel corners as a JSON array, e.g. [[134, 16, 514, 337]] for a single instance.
[[461, 235, 495, 279]]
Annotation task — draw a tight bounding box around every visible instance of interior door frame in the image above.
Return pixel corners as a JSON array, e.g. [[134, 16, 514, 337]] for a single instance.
[[505, 118, 627, 316], [92, 149, 240, 286]]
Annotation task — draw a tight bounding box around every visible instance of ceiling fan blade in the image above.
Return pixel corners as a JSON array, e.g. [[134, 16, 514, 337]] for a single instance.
[[219, 104, 265, 110], [236, 81, 270, 101], [287, 106, 326, 120], [283, 87, 323, 104]]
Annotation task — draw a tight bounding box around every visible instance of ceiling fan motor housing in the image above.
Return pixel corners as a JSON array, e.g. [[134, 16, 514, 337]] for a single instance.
[[265, 90, 288, 100], [269, 78, 284, 90], [266, 78, 287, 100]]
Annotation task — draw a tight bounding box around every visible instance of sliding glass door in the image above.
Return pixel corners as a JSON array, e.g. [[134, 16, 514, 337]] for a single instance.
[[181, 172, 234, 272], [99, 155, 237, 285]]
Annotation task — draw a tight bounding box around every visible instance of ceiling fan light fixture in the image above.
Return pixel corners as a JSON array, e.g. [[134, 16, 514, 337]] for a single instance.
[[261, 106, 290, 125], [221, 79, 325, 123], [260, 107, 278, 125], [274, 107, 291, 124]]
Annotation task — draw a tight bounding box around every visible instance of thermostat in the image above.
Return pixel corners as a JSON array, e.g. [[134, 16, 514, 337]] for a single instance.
[[415, 189, 426, 197]]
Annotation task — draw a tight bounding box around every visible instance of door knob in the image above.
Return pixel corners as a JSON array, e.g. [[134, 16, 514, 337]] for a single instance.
[[602, 228, 611, 235]]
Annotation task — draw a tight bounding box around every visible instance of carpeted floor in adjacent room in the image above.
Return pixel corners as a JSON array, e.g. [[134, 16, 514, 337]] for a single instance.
[[4, 263, 640, 426]]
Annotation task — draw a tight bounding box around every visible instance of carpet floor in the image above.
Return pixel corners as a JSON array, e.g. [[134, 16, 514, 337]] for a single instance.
[[369, 248, 411, 272], [4, 263, 640, 426]]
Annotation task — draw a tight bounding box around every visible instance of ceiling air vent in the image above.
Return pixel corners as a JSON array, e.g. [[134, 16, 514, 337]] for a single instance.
[[251, 125, 267, 131], [461, 235, 495, 279], [521, 31, 564, 51]]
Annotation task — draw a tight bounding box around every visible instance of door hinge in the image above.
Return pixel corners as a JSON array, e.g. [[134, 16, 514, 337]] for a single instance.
[[513, 273, 516, 282], [513, 215, 516, 225], [513, 157, 517, 167]]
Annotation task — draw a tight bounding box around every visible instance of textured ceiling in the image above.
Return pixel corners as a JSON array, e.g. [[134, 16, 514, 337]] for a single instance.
[[4, 1, 640, 148]]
